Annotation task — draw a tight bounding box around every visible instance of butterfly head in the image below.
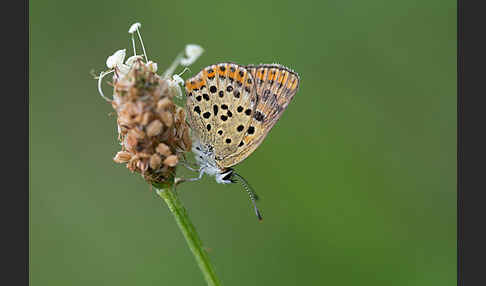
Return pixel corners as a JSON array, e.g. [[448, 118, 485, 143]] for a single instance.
[[215, 168, 234, 184]]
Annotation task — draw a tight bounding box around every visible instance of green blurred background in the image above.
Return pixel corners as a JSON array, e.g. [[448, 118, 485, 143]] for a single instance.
[[30, 0, 456, 285]]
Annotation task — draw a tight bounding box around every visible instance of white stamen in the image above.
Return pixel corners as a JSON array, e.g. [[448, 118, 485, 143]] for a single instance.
[[97, 70, 114, 102], [128, 22, 141, 34], [178, 67, 190, 76], [106, 49, 126, 69], [161, 52, 183, 79], [160, 45, 200, 79], [180, 44, 204, 66], [131, 34, 137, 57], [128, 23, 141, 56], [136, 28, 148, 62]]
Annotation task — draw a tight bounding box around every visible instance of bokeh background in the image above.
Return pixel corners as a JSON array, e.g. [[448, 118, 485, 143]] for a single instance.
[[30, 0, 456, 285]]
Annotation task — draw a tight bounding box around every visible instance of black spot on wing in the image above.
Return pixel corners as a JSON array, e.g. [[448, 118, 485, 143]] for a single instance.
[[254, 111, 265, 122]]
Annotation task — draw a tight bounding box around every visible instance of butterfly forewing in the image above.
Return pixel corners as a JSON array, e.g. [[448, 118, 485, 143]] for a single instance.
[[219, 64, 300, 168], [185, 63, 257, 162]]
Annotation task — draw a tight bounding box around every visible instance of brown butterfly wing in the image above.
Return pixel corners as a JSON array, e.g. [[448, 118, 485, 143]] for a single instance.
[[185, 63, 257, 161], [219, 64, 300, 168]]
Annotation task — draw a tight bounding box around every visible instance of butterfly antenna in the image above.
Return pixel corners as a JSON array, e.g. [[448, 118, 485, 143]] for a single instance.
[[232, 172, 263, 221]]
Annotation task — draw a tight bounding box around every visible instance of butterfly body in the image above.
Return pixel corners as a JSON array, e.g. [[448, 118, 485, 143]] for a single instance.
[[185, 62, 300, 185], [192, 139, 234, 184]]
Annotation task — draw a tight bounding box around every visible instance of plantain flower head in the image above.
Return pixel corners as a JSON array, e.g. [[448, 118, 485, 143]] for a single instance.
[[96, 23, 204, 184]]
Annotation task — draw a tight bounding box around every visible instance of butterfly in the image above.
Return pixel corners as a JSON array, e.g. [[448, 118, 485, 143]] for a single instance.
[[184, 63, 300, 220]]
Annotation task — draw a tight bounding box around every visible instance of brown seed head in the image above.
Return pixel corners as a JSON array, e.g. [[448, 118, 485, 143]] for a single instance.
[[108, 60, 192, 184], [113, 151, 132, 163], [163, 155, 179, 167], [149, 154, 162, 170], [159, 111, 174, 127], [156, 143, 172, 157], [157, 98, 173, 110], [146, 119, 163, 137]]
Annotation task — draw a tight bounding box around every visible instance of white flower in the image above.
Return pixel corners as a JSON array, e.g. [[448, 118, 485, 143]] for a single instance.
[[105, 51, 150, 78], [117, 63, 131, 76], [106, 49, 126, 69], [167, 74, 185, 98], [172, 74, 184, 86], [106, 49, 132, 76], [180, 44, 204, 66], [125, 55, 143, 66], [147, 61, 158, 73], [128, 22, 141, 34], [98, 23, 201, 103], [100, 49, 159, 102]]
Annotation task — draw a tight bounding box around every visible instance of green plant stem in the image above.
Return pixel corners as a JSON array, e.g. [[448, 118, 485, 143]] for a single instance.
[[154, 184, 222, 286]]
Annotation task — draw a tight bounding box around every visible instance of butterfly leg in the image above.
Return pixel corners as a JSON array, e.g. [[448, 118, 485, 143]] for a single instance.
[[174, 166, 205, 187], [180, 161, 200, 172], [183, 167, 205, 182]]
